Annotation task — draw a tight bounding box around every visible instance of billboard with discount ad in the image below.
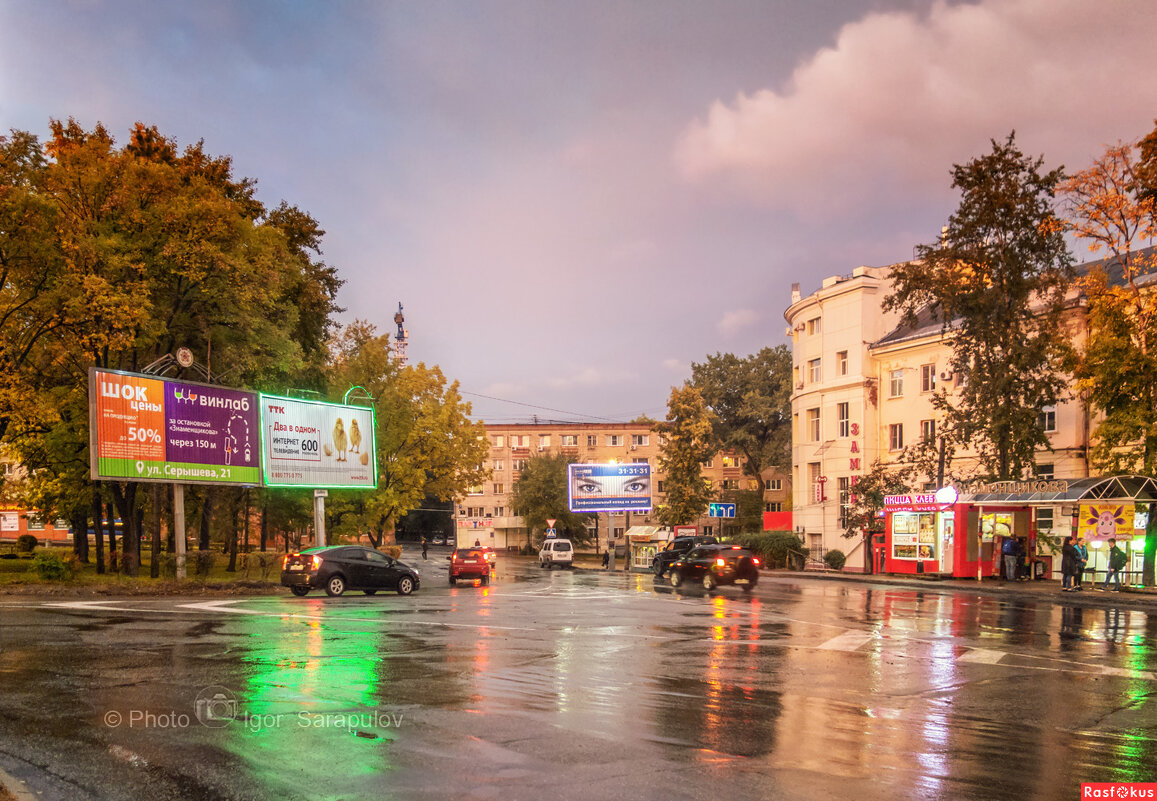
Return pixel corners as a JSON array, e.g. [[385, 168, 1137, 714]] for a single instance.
[[89, 368, 260, 485], [567, 462, 652, 513], [259, 395, 377, 489]]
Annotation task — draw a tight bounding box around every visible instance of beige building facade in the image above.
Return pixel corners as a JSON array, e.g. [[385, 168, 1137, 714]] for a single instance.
[[458, 422, 791, 550]]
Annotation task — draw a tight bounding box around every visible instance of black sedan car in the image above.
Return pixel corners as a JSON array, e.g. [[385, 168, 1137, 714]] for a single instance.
[[281, 546, 420, 597], [652, 535, 718, 578], [667, 544, 760, 592]]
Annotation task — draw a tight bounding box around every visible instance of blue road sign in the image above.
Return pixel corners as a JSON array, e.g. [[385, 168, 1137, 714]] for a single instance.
[[708, 502, 736, 518]]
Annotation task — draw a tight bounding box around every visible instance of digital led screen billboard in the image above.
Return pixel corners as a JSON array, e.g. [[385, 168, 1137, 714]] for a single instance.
[[567, 462, 652, 513]]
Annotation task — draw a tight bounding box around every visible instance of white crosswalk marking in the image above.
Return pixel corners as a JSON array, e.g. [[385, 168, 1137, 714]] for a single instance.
[[174, 600, 262, 614], [816, 631, 873, 651], [957, 648, 1007, 665]]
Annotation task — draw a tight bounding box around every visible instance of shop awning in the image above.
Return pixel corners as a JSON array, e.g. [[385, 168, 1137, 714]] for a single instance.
[[967, 474, 1157, 505], [626, 525, 665, 541]]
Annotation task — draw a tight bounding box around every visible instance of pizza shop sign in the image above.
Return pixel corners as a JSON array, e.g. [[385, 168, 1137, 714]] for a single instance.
[[884, 487, 959, 511]]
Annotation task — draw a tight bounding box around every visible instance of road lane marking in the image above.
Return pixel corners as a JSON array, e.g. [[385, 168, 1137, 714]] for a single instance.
[[175, 600, 263, 614], [957, 648, 1007, 664], [816, 631, 873, 651], [1100, 666, 1156, 680]]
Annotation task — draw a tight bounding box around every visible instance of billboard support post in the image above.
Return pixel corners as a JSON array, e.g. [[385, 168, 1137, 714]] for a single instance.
[[173, 484, 187, 580], [314, 489, 328, 547]]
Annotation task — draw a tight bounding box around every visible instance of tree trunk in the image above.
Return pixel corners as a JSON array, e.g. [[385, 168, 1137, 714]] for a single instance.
[[166, 485, 175, 553], [72, 511, 89, 563], [260, 502, 268, 552], [199, 488, 214, 551], [111, 483, 139, 576], [150, 484, 162, 578], [243, 489, 250, 554], [93, 490, 105, 575], [226, 493, 239, 573], [106, 501, 118, 572]]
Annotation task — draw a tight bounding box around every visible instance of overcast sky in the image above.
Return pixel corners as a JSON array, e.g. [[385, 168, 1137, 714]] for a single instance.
[[2, 0, 1155, 423]]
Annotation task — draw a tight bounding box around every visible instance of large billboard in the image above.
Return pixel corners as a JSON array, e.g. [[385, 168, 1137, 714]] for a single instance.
[[259, 395, 377, 489], [567, 462, 652, 513], [90, 368, 260, 485]]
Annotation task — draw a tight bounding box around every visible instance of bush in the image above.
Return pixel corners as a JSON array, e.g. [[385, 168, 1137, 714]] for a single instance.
[[16, 534, 38, 553], [730, 531, 807, 569], [823, 549, 847, 571], [382, 545, 402, 560], [194, 550, 215, 578], [32, 551, 78, 581], [155, 552, 177, 578]]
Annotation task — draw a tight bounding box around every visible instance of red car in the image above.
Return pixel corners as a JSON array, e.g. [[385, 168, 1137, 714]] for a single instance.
[[449, 548, 492, 585]]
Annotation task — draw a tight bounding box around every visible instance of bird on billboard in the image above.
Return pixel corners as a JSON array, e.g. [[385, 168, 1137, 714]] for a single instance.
[[349, 418, 362, 453], [333, 418, 349, 462]]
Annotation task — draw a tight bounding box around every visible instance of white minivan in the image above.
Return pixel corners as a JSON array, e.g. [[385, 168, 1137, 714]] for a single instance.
[[539, 538, 574, 569]]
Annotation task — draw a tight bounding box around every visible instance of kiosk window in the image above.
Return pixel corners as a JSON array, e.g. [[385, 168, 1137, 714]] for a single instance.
[[892, 512, 937, 560]]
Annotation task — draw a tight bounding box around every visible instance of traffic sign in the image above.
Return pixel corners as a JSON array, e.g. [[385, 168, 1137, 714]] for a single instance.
[[708, 503, 736, 518], [546, 519, 556, 528]]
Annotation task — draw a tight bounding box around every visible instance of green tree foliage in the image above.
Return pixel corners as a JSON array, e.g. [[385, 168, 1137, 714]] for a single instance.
[[324, 321, 491, 547], [655, 384, 715, 527], [1062, 136, 1157, 584], [508, 452, 593, 545], [690, 346, 791, 487], [841, 460, 914, 574], [884, 133, 1073, 481]]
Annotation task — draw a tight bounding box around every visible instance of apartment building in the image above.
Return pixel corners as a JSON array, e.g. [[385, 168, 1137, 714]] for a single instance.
[[785, 260, 1096, 571], [458, 422, 791, 550]]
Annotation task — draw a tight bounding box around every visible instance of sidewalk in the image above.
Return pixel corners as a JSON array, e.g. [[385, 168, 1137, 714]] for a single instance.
[[774, 568, 1157, 609]]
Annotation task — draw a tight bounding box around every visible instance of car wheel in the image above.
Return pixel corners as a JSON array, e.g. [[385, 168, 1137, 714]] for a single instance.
[[290, 586, 309, 597], [396, 576, 415, 596], [364, 590, 378, 596], [669, 570, 682, 588], [449, 576, 457, 586], [741, 581, 755, 593], [482, 574, 490, 585], [703, 573, 717, 591], [653, 562, 664, 577], [325, 575, 346, 597]]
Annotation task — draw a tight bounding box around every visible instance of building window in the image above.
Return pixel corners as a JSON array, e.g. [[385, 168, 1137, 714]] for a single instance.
[[494, 460, 504, 471], [511, 435, 529, 448], [492, 435, 505, 447], [657, 480, 666, 493], [587, 434, 598, 447], [921, 364, 936, 393], [807, 408, 820, 442], [837, 402, 849, 437], [703, 525, 713, 537], [1039, 405, 1057, 433], [808, 462, 822, 503], [722, 455, 739, 468], [838, 477, 852, 527], [889, 369, 904, 398], [1036, 462, 1055, 480], [494, 506, 505, 518], [492, 483, 504, 494], [613, 527, 625, 538], [921, 419, 936, 443], [1036, 507, 1054, 536], [806, 318, 820, 335], [722, 479, 740, 491], [467, 486, 483, 497], [765, 502, 783, 512], [606, 434, 623, 446], [539, 435, 551, 448], [513, 459, 529, 470], [561, 435, 578, 446], [837, 350, 848, 376], [631, 434, 649, 446], [764, 478, 782, 491], [889, 424, 904, 451], [633, 456, 649, 465], [701, 459, 713, 469], [808, 358, 821, 383]]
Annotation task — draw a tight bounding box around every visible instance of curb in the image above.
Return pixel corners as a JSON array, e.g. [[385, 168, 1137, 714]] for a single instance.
[[773, 570, 1157, 609], [0, 765, 37, 801]]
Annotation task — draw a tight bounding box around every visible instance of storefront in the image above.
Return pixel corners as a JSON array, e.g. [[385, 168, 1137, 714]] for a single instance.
[[883, 475, 1157, 582]]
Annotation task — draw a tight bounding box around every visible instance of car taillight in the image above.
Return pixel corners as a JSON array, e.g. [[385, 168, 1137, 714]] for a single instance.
[[752, 557, 760, 565], [282, 555, 291, 569], [715, 557, 726, 567], [311, 555, 322, 570]]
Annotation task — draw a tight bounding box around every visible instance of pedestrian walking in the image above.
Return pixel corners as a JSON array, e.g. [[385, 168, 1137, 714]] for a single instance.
[[1101, 538, 1127, 591], [1061, 535, 1080, 591], [1075, 537, 1089, 590], [601, 550, 609, 569], [421, 537, 428, 560]]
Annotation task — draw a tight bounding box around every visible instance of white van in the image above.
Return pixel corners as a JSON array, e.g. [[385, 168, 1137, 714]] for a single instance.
[[539, 538, 574, 569]]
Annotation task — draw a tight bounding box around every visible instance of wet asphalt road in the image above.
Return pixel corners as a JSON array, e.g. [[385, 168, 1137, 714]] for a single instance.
[[1, 552, 1155, 801]]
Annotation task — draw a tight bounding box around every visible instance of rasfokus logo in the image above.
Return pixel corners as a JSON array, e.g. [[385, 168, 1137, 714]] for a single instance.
[[173, 388, 199, 403]]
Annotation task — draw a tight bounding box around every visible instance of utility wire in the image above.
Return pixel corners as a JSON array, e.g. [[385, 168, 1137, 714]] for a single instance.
[[460, 390, 622, 422]]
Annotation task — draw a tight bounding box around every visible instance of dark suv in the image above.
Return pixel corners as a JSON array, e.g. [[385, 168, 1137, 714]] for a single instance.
[[668, 544, 760, 592], [652, 535, 718, 578]]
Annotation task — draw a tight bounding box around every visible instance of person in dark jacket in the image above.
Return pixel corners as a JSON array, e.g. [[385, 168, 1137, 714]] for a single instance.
[[1075, 537, 1089, 590], [1101, 538, 1127, 591], [1061, 535, 1080, 591], [1002, 536, 1018, 581]]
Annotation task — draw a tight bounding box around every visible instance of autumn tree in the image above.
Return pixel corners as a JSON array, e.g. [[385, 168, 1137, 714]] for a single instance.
[[508, 452, 593, 545], [884, 133, 1073, 481], [655, 384, 715, 527], [690, 346, 792, 489], [1062, 136, 1157, 584], [323, 321, 490, 547]]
